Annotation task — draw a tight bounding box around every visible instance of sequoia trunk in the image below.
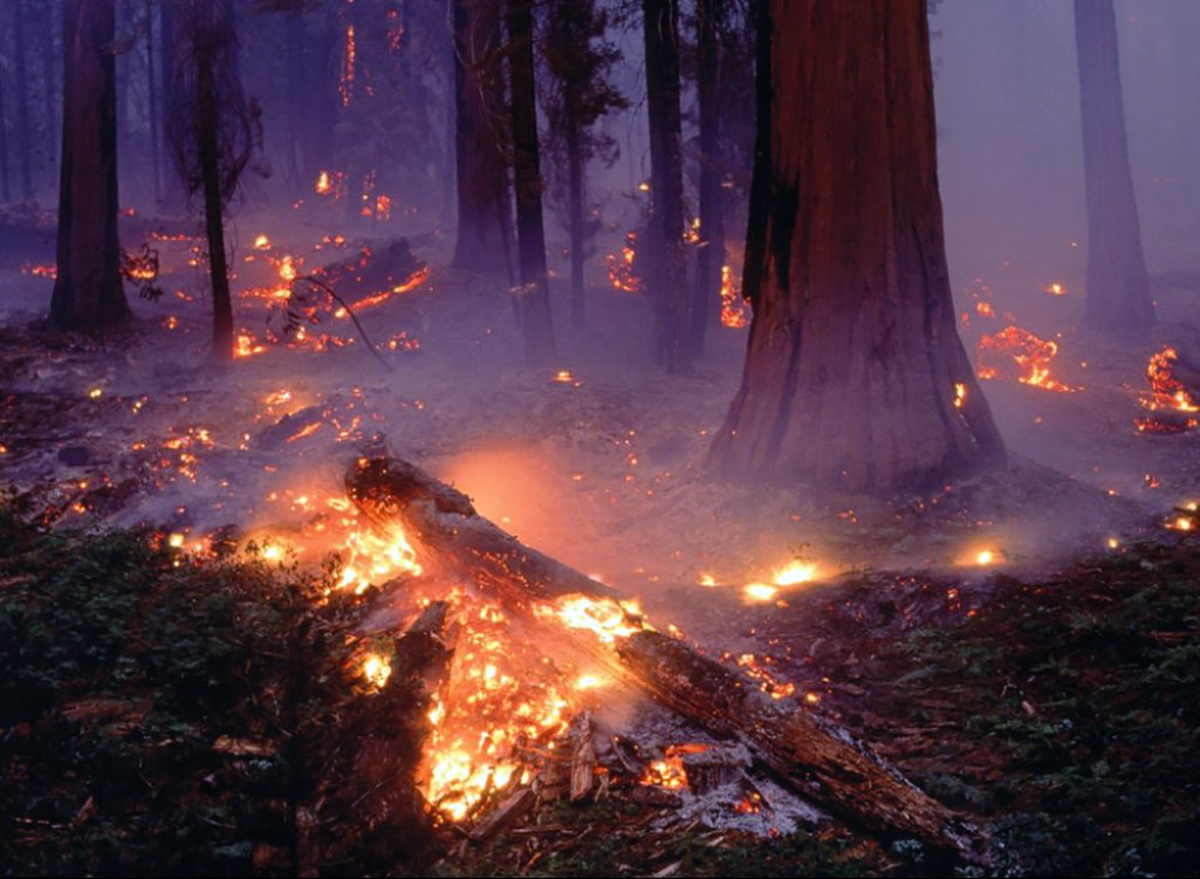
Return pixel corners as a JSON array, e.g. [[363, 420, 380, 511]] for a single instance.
[[708, 0, 1005, 492]]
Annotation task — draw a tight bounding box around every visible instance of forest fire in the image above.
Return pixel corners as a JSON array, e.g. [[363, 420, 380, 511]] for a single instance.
[[1134, 346, 1199, 433], [719, 264, 749, 328], [976, 325, 1081, 393], [605, 231, 641, 293]]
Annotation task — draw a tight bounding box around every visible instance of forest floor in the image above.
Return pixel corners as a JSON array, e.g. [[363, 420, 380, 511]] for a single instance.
[[2, 204, 1200, 875]]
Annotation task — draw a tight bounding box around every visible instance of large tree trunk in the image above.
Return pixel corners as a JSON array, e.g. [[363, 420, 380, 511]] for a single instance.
[[642, 0, 690, 374], [1074, 0, 1155, 333], [691, 0, 724, 355], [14, 0, 34, 200], [50, 0, 129, 331], [505, 0, 557, 365], [452, 0, 514, 278], [159, 0, 180, 207], [345, 454, 981, 861], [708, 0, 1005, 493]]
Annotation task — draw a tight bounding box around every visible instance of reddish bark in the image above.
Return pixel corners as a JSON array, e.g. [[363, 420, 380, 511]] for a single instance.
[[708, 0, 1005, 493]]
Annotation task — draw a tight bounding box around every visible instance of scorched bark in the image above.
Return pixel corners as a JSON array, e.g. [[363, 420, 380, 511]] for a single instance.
[[708, 0, 1005, 493]]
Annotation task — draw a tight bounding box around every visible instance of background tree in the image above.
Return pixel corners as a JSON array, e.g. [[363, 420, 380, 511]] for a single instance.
[[709, 0, 1005, 492], [50, 0, 130, 331], [690, 0, 723, 353], [13, 0, 33, 199], [505, 0, 556, 364], [539, 0, 626, 328], [168, 0, 262, 360], [643, 0, 689, 373], [0, 47, 10, 202], [452, 0, 514, 277], [1074, 0, 1155, 333]]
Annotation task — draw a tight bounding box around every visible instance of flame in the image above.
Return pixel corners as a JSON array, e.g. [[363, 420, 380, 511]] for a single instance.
[[641, 743, 708, 790], [253, 234, 270, 250], [719, 265, 749, 328], [539, 595, 644, 644], [772, 560, 818, 587], [976, 326, 1081, 393], [362, 652, 392, 689], [315, 171, 331, 195], [1135, 347, 1199, 433], [742, 582, 777, 603], [605, 231, 641, 293]]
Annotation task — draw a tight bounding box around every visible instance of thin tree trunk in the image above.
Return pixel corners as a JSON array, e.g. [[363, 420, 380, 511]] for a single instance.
[[159, 0, 177, 204], [643, 0, 689, 374], [565, 93, 585, 328], [708, 0, 1005, 493], [0, 61, 11, 202], [194, 3, 233, 360], [506, 0, 556, 364], [146, 0, 161, 202], [50, 0, 129, 331], [285, 11, 303, 193], [452, 0, 514, 278], [1074, 0, 1154, 333], [14, 0, 34, 200], [692, 0, 724, 354], [41, 0, 59, 174]]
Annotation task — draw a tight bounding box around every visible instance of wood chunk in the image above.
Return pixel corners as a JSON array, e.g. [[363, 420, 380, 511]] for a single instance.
[[469, 787, 535, 842]]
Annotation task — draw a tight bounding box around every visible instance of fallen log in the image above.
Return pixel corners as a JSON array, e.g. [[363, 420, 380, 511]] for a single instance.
[[345, 454, 981, 861], [346, 456, 618, 607]]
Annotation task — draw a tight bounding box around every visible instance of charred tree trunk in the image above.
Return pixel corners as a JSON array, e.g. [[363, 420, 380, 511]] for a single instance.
[[452, 0, 514, 278], [506, 0, 557, 365], [14, 0, 34, 199], [346, 454, 981, 862], [1074, 0, 1155, 333], [691, 0, 724, 354], [643, 0, 689, 373], [194, 5, 234, 361], [565, 92, 586, 328], [50, 0, 129, 331], [708, 0, 1005, 493]]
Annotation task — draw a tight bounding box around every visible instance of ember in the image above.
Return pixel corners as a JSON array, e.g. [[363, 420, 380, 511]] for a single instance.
[[1135, 347, 1199, 433]]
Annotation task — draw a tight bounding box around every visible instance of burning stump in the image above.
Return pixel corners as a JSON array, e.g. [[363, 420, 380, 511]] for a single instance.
[[346, 454, 984, 863]]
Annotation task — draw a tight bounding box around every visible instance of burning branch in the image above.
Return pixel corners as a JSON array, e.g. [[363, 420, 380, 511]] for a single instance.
[[290, 275, 393, 372]]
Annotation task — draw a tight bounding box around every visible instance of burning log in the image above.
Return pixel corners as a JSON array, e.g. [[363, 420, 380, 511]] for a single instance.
[[345, 454, 981, 860], [617, 631, 977, 857], [346, 456, 619, 608]]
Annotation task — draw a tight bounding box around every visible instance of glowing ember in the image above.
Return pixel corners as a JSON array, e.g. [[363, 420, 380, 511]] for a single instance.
[[976, 326, 1081, 393], [361, 652, 392, 689], [1046, 283, 1066, 296], [1135, 347, 1199, 434], [336, 523, 422, 594], [234, 333, 267, 359], [641, 743, 709, 790], [954, 382, 967, 409], [253, 234, 270, 250], [772, 560, 818, 587], [742, 582, 778, 603], [315, 170, 332, 195]]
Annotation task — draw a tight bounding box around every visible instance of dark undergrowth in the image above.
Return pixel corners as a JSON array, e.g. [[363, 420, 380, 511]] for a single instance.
[[2, 496, 1198, 877], [0, 502, 435, 877]]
